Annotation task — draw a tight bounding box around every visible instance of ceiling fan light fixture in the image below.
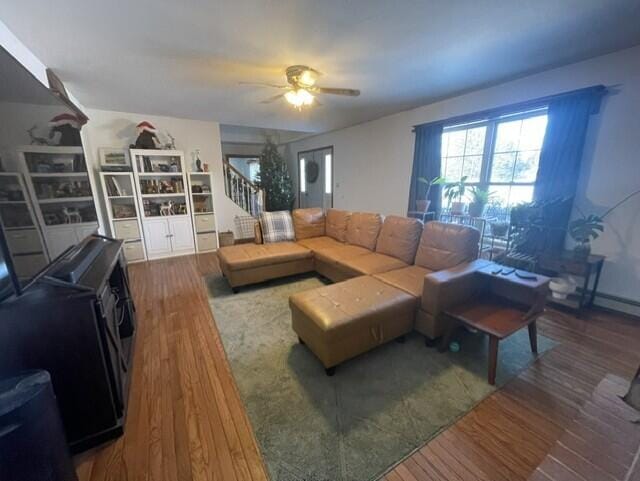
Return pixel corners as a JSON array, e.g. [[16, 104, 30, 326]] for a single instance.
[[285, 89, 314, 109], [298, 69, 317, 87]]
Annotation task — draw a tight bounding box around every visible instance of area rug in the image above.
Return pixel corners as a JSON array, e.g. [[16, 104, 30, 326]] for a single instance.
[[205, 273, 556, 481]]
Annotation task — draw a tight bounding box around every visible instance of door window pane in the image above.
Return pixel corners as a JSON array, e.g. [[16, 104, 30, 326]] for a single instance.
[[299, 158, 306, 193], [324, 154, 332, 194]]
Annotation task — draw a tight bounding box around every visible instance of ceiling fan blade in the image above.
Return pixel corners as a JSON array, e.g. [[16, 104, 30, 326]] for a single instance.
[[260, 93, 286, 104], [239, 81, 289, 89], [312, 87, 360, 96]]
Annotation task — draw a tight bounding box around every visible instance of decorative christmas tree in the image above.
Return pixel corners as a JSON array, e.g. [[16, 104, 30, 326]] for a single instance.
[[256, 139, 294, 211]]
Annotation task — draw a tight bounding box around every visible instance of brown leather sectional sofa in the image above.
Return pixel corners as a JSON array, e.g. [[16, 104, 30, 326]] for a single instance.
[[218, 209, 481, 326], [218, 208, 486, 372]]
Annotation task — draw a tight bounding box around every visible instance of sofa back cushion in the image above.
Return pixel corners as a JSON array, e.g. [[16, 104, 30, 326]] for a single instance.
[[375, 215, 423, 264], [325, 209, 351, 242], [345, 212, 383, 250], [292, 208, 325, 240], [414, 221, 480, 271], [259, 211, 295, 243]]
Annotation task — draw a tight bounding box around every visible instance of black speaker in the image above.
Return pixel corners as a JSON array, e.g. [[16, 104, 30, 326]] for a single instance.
[[0, 371, 78, 481]]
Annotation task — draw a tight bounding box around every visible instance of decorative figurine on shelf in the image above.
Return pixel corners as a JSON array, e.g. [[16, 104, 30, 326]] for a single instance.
[[130, 121, 161, 149], [27, 125, 51, 146], [193, 149, 203, 172], [163, 132, 176, 150], [160, 201, 174, 216], [49, 113, 83, 146], [62, 207, 82, 224], [203, 163, 209, 172]]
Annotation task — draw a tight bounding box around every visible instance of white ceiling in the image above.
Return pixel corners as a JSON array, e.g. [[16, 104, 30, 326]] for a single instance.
[[2, 1, 640, 133]]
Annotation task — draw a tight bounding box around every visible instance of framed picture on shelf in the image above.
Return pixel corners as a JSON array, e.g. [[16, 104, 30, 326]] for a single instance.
[[99, 148, 130, 171]]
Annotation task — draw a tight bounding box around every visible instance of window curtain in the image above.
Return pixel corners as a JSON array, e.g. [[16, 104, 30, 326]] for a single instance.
[[533, 86, 605, 251], [407, 123, 443, 216], [534, 86, 605, 201]]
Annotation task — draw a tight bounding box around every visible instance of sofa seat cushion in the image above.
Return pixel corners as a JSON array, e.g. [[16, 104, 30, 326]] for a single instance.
[[296, 236, 343, 251], [345, 212, 383, 250], [292, 208, 326, 239], [336, 252, 407, 276], [373, 265, 433, 298], [218, 242, 312, 271], [314, 244, 372, 264]]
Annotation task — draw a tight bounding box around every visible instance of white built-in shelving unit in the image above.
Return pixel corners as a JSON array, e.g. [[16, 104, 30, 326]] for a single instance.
[[19, 145, 99, 259], [0, 172, 48, 279], [99, 171, 147, 263], [130, 149, 195, 259], [187, 172, 219, 252]]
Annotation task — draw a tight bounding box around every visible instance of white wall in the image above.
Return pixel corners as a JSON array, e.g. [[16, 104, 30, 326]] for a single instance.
[[82, 109, 247, 234], [287, 45, 640, 312]]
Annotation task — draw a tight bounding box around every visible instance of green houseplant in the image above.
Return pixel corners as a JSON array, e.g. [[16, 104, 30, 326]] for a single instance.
[[443, 176, 468, 214], [569, 187, 640, 258], [467, 186, 494, 218], [416, 176, 445, 212], [568, 214, 603, 258]]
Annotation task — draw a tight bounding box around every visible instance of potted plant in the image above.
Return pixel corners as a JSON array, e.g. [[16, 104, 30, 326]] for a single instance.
[[467, 186, 493, 218], [569, 188, 640, 258], [568, 214, 603, 258], [416, 176, 445, 212], [443, 176, 468, 215]]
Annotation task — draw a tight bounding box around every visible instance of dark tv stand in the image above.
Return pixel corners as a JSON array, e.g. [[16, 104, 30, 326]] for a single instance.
[[0, 235, 137, 452]]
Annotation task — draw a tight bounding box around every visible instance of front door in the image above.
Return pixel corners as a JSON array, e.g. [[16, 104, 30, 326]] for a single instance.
[[298, 147, 333, 209]]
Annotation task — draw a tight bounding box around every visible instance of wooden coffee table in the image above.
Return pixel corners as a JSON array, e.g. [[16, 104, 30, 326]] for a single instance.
[[439, 264, 550, 385]]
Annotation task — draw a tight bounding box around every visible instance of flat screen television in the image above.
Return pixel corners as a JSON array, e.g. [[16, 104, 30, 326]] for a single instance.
[[0, 46, 97, 297]]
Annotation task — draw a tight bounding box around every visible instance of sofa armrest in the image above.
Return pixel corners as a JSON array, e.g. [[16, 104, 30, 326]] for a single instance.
[[254, 221, 263, 244], [421, 259, 491, 316]]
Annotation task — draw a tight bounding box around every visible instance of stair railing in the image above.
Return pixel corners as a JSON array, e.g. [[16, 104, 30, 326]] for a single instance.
[[222, 161, 264, 217]]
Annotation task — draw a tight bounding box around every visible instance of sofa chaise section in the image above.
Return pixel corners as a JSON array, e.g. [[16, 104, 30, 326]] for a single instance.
[[217, 241, 313, 289], [290, 275, 417, 373]]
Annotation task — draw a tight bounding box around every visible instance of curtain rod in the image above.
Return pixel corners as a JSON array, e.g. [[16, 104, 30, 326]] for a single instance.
[[412, 84, 607, 132]]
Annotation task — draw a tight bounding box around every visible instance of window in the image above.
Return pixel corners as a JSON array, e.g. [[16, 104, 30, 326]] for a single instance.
[[440, 109, 548, 214]]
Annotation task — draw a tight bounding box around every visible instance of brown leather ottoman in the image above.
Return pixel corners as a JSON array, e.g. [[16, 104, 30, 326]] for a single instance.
[[289, 276, 417, 375]]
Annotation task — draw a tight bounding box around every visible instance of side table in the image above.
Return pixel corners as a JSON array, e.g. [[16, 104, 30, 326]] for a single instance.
[[439, 263, 550, 385], [537, 251, 605, 315]]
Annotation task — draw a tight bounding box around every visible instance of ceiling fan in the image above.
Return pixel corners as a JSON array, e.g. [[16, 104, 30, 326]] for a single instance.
[[241, 65, 360, 110]]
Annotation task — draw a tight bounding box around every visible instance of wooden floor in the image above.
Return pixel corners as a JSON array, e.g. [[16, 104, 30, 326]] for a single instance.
[[76, 253, 640, 481]]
